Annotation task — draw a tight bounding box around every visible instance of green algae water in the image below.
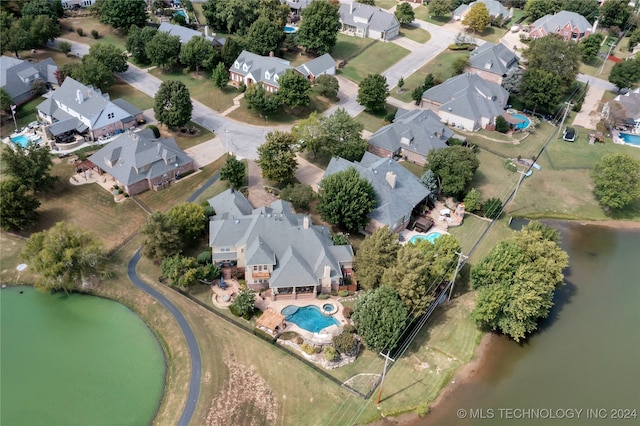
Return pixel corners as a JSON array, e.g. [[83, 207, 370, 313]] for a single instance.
[[1, 287, 165, 425], [418, 223, 640, 425]]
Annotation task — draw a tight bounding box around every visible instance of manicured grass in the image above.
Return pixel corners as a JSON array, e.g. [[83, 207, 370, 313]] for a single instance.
[[476, 26, 509, 44], [579, 36, 629, 79], [191, 2, 205, 24], [21, 48, 82, 67], [149, 68, 237, 113], [340, 43, 410, 82], [227, 94, 333, 126], [109, 79, 155, 110], [390, 51, 470, 103], [163, 122, 214, 151], [399, 24, 431, 44], [59, 16, 127, 50], [331, 33, 376, 61], [400, 160, 423, 178], [375, 0, 398, 10], [506, 8, 526, 26], [355, 103, 396, 132], [414, 5, 451, 25], [281, 49, 313, 67]]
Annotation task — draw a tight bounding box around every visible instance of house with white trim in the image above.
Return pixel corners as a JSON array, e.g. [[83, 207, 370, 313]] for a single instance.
[[528, 11, 594, 42], [338, 1, 400, 41], [0, 56, 58, 105], [454, 0, 512, 24], [467, 42, 519, 84]]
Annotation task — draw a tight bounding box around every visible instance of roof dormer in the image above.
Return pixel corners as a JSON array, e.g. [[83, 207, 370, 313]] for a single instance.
[[234, 60, 240, 69]]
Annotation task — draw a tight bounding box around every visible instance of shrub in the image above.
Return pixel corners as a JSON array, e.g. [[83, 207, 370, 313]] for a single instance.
[[280, 183, 315, 212], [483, 197, 503, 219], [147, 124, 160, 138], [343, 324, 356, 333], [295, 336, 304, 345], [317, 293, 329, 300], [384, 109, 397, 123], [416, 403, 430, 417], [338, 289, 349, 297], [238, 82, 246, 93], [231, 268, 245, 280], [495, 115, 509, 133], [76, 28, 84, 36], [196, 251, 212, 264], [342, 306, 353, 319], [300, 343, 315, 355], [203, 205, 215, 217], [229, 304, 241, 316], [463, 188, 482, 212], [332, 232, 350, 245], [123, 193, 129, 198], [59, 41, 72, 54], [324, 346, 339, 362], [91, 29, 100, 39], [332, 330, 358, 355], [505, 159, 517, 172]]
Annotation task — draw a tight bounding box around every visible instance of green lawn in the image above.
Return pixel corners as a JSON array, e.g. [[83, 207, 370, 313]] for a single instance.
[[399, 24, 431, 44], [475, 26, 509, 43], [355, 103, 396, 132], [170, 122, 215, 150], [109, 80, 155, 110], [579, 36, 629, 79], [400, 160, 423, 178], [339, 43, 410, 82], [390, 51, 470, 103], [375, 0, 398, 9], [331, 33, 376, 61], [414, 5, 451, 25], [0, 96, 43, 138], [227, 93, 333, 126], [59, 16, 128, 50], [191, 2, 206, 24]]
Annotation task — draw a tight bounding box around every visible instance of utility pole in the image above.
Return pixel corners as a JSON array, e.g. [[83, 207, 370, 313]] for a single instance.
[[448, 251, 468, 302], [507, 169, 528, 215], [557, 101, 574, 139], [10, 104, 17, 132], [599, 42, 616, 75], [376, 351, 395, 408]]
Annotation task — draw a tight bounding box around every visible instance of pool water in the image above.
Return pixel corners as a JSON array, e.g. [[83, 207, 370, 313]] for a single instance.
[[620, 132, 640, 146], [323, 303, 335, 313], [10, 135, 29, 147], [284, 25, 298, 34], [409, 232, 443, 244], [511, 113, 531, 130], [173, 10, 187, 20], [282, 305, 338, 333]]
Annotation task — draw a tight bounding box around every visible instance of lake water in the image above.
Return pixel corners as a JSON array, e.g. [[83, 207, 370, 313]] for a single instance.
[[416, 222, 640, 426], [1, 287, 166, 425]]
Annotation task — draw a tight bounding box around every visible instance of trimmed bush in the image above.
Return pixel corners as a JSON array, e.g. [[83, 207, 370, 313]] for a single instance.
[[196, 251, 212, 264], [59, 41, 72, 54], [343, 324, 356, 333], [332, 330, 358, 355], [76, 28, 84, 36], [483, 197, 503, 219], [147, 124, 160, 138], [300, 343, 315, 355], [324, 346, 339, 362], [495, 115, 509, 133], [203, 205, 215, 217], [91, 29, 99, 39], [338, 289, 349, 297], [229, 304, 241, 316], [317, 293, 329, 300], [342, 306, 353, 319]]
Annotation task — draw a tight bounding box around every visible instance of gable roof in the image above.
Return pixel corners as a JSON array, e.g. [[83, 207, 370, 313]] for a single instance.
[[469, 42, 518, 76], [423, 73, 508, 122], [231, 50, 293, 88], [40, 77, 109, 121], [339, 2, 400, 33], [454, 0, 510, 19], [531, 10, 593, 34], [369, 109, 452, 157], [112, 98, 142, 117], [612, 88, 640, 120], [281, 0, 312, 11], [88, 129, 192, 186], [323, 153, 429, 229], [0, 56, 57, 102], [157, 22, 220, 45], [208, 188, 254, 220], [295, 53, 336, 77]]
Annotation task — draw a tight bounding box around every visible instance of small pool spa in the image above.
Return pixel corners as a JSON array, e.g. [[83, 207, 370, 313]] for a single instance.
[[281, 305, 338, 333], [620, 132, 640, 147], [322, 303, 337, 314], [510, 113, 531, 130], [409, 231, 444, 245], [284, 25, 298, 34]]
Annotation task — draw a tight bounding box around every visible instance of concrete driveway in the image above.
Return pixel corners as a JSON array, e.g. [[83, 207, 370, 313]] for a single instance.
[[295, 154, 325, 191], [571, 86, 605, 130]]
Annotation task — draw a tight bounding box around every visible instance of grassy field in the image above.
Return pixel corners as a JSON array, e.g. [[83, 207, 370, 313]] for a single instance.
[[390, 51, 469, 103], [59, 16, 127, 50], [339, 43, 410, 83], [355, 103, 396, 132], [109, 79, 156, 110], [399, 25, 431, 44], [476, 26, 509, 44], [331, 33, 375, 62], [227, 93, 333, 126], [0, 97, 43, 138], [415, 5, 451, 26], [400, 160, 423, 178], [159, 122, 214, 151], [578, 36, 630, 79]]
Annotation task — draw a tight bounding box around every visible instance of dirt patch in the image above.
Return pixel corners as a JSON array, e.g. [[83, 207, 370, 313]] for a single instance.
[[206, 362, 278, 426]]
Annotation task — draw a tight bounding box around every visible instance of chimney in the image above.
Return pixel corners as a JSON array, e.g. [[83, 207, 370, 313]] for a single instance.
[[350, 1, 354, 14], [323, 264, 331, 278], [385, 171, 397, 189], [303, 216, 310, 229], [269, 51, 274, 57], [204, 25, 209, 37], [76, 89, 84, 103]]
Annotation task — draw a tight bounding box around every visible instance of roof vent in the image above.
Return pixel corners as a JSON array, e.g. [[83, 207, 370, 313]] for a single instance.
[[235, 219, 240, 224], [76, 89, 84, 103]]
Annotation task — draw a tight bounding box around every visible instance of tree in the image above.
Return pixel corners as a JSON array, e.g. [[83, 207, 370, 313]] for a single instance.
[[98, 0, 148, 33], [30, 78, 47, 96], [318, 167, 376, 232], [452, 56, 470, 75], [332, 330, 358, 355], [395, 2, 415, 25], [357, 74, 389, 112], [140, 211, 183, 262], [167, 202, 206, 244], [71, 56, 115, 92], [524, 35, 580, 91], [220, 36, 243, 67], [483, 197, 502, 219], [291, 111, 325, 157], [353, 226, 400, 290], [180, 36, 216, 74], [628, 28, 640, 52], [501, 68, 523, 94], [420, 169, 439, 199], [604, 100, 628, 129], [202, 0, 259, 34], [462, 2, 490, 33], [426, 146, 480, 197], [598, 0, 632, 29], [463, 188, 482, 212], [322, 108, 367, 161], [0, 179, 40, 231], [495, 115, 509, 133], [608, 57, 640, 92], [21, 0, 57, 19], [231, 288, 256, 317], [314, 74, 339, 99], [470, 222, 569, 342], [0, 88, 11, 114], [244, 17, 282, 56], [579, 33, 605, 62], [412, 86, 424, 105], [592, 153, 640, 210], [429, 0, 451, 18], [258, 0, 290, 29], [126, 25, 157, 64], [562, 0, 599, 23], [397, 76, 405, 90], [524, 0, 561, 21], [245, 83, 282, 116], [219, 155, 246, 188], [87, 43, 129, 73], [161, 255, 220, 288], [154, 80, 193, 128], [146, 31, 182, 70], [520, 68, 562, 114], [280, 183, 315, 211], [352, 286, 408, 352], [2, 15, 61, 58], [297, 0, 341, 55], [278, 69, 312, 109], [212, 62, 229, 89], [22, 222, 105, 292], [256, 131, 298, 184], [1, 141, 57, 193]]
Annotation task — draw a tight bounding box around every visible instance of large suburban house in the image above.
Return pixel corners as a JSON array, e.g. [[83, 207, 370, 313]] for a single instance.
[[467, 42, 519, 84], [368, 109, 459, 165], [602, 88, 640, 132], [88, 129, 195, 196], [229, 50, 335, 92], [282, 0, 312, 18], [422, 73, 509, 131], [528, 11, 593, 42], [157, 22, 225, 47], [0, 56, 58, 105], [454, 0, 512, 23], [36, 77, 144, 142], [208, 193, 355, 299], [338, 1, 400, 41], [323, 152, 430, 234], [61, 0, 96, 9]]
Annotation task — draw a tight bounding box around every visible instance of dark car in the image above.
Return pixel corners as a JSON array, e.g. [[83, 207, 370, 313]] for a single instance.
[[563, 127, 576, 142]]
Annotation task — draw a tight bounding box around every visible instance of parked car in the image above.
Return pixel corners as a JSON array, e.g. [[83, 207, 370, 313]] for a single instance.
[[563, 127, 576, 142]]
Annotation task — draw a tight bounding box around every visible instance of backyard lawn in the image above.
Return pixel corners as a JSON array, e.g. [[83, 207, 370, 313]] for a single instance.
[[390, 50, 470, 103], [355, 103, 396, 132], [339, 43, 409, 82], [109, 80, 155, 110], [375, 0, 398, 10], [0, 97, 43, 138], [399, 25, 431, 44], [578, 36, 630, 79], [475, 26, 509, 44], [331, 33, 376, 62], [414, 5, 451, 25]]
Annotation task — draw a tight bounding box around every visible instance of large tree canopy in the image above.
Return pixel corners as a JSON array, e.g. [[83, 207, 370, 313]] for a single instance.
[[161, 255, 219, 288], [98, 0, 148, 33], [245, 83, 282, 116], [1, 13, 61, 58], [244, 17, 282, 57], [608, 57, 640, 92], [277, 69, 312, 109], [166, 202, 206, 244], [296, 0, 341, 54], [21, 0, 58, 19], [462, 2, 490, 33], [394, 2, 415, 25], [87, 43, 129, 73], [318, 167, 376, 232], [0, 179, 40, 231], [126, 25, 157, 64], [146, 31, 182, 70], [219, 155, 246, 188], [353, 226, 400, 290], [520, 68, 562, 114], [357, 74, 389, 112], [141, 211, 183, 263], [352, 285, 408, 352], [426, 146, 479, 197], [22, 222, 105, 292], [592, 153, 640, 210], [523, 35, 580, 91], [154, 80, 193, 128], [202, 0, 260, 34], [524, 0, 562, 21], [470, 222, 569, 342], [1, 141, 57, 193], [598, 0, 632, 29], [256, 131, 298, 184], [179, 36, 217, 75]]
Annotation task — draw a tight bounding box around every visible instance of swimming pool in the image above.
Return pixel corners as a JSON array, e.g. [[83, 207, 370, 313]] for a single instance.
[[281, 305, 338, 333], [173, 10, 187, 20], [511, 113, 531, 130], [620, 132, 640, 147], [284, 25, 298, 34], [409, 231, 444, 245]]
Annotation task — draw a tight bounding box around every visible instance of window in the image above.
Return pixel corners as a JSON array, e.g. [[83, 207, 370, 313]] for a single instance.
[[234, 61, 240, 69], [220, 247, 230, 252], [253, 265, 258, 271], [265, 71, 271, 80], [107, 112, 114, 119]]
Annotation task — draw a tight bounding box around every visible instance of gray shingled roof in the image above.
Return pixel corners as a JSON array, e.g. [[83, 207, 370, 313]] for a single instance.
[[0, 56, 57, 102], [613, 89, 640, 120], [208, 188, 254, 220], [88, 130, 192, 186], [295, 53, 336, 77], [38, 77, 109, 123], [454, 0, 510, 18], [282, 0, 312, 11], [322, 153, 430, 229], [469, 42, 518, 76], [208, 197, 353, 288], [112, 98, 142, 117], [531, 10, 593, 33], [157, 22, 221, 46], [232, 50, 292, 88], [423, 73, 508, 123], [339, 2, 399, 33], [368, 109, 454, 158]]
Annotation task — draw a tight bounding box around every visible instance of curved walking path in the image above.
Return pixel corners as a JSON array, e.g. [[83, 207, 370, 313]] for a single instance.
[[127, 250, 201, 426]]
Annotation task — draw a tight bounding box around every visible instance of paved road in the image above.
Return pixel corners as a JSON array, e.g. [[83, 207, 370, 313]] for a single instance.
[[577, 73, 619, 92], [127, 250, 201, 426]]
